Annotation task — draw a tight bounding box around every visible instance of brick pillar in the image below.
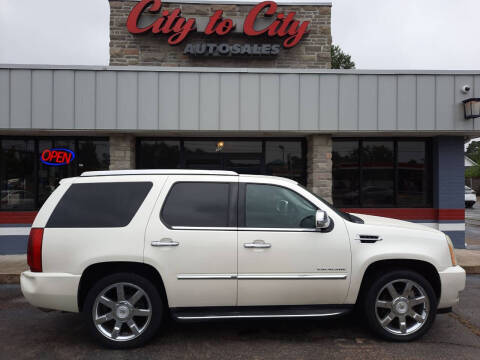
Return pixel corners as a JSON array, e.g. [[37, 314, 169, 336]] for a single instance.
[[109, 135, 135, 170], [306, 135, 333, 203]]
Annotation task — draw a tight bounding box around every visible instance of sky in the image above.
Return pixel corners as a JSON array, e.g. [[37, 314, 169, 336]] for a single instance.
[[0, 0, 479, 69]]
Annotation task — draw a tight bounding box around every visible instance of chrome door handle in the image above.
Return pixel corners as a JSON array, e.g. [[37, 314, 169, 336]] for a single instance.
[[151, 239, 179, 247], [244, 241, 271, 249]]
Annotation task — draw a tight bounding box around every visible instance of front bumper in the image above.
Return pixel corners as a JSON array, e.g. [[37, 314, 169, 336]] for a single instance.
[[438, 266, 466, 309], [20, 271, 80, 313]]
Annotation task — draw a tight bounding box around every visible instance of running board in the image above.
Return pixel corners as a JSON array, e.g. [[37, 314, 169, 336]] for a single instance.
[[171, 305, 353, 321]]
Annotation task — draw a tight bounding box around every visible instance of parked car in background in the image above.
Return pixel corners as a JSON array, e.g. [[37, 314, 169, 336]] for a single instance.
[[21, 170, 465, 348], [465, 186, 476, 208]]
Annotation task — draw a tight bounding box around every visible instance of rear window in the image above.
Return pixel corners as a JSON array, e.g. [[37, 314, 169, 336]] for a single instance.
[[161, 182, 230, 228], [46, 182, 153, 228]]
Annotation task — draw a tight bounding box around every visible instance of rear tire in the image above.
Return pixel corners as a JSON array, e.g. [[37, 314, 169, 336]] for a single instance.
[[83, 273, 163, 349], [363, 270, 437, 342]]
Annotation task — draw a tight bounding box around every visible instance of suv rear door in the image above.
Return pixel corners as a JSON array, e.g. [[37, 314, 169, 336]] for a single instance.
[[144, 175, 238, 308]]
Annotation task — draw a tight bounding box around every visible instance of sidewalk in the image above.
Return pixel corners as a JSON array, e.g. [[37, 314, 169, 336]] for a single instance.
[[0, 255, 28, 284], [1, 250, 479, 284]]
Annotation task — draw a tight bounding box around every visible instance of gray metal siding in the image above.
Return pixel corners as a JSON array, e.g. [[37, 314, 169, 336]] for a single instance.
[[1, 67, 479, 133]]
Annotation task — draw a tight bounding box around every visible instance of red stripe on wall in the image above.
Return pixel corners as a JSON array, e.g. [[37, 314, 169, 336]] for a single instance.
[[342, 208, 465, 221], [0, 208, 465, 225], [0, 212, 37, 224]]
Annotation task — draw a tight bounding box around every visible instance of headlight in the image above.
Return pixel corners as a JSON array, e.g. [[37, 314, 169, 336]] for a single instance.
[[446, 235, 457, 266]]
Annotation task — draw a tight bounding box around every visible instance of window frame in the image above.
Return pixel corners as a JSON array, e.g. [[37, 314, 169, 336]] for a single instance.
[[332, 137, 433, 208], [136, 137, 308, 185], [0, 135, 109, 211], [238, 182, 321, 231], [160, 181, 238, 230]]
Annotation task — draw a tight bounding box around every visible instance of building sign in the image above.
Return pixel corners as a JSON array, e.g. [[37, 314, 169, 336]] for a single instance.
[[126, 0, 310, 57], [40, 149, 75, 166]]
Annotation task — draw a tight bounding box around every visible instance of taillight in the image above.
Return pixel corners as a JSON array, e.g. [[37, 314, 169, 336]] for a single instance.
[[27, 228, 44, 272]]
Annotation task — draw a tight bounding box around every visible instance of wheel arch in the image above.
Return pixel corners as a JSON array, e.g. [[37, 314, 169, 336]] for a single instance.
[[77, 261, 168, 312], [355, 259, 441, 305]]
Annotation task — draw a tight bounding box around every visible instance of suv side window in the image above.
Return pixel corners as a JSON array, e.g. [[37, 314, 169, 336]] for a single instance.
[[46, 182, 153, 228], [161, 182, 234, 228], [244, 184, 317, 229]]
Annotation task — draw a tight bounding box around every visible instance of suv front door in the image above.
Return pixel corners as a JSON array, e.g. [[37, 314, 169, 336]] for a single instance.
[[237, 179, 351, 306]]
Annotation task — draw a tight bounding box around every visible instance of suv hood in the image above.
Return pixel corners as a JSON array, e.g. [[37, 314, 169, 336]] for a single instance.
[[351, 213, 441, 234]]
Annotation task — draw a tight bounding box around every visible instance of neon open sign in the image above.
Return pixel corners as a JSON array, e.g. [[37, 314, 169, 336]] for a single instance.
[[40, 149, 75, 166]]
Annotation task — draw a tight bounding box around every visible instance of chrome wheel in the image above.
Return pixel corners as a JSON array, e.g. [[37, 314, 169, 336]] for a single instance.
[[92, 282, 152, 342], [375, 279, 430, 336]]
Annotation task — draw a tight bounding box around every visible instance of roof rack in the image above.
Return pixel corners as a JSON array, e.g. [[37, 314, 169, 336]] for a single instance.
[[80, 169, 238, 177]]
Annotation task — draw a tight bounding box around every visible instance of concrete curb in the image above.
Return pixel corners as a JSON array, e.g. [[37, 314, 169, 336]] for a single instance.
[[0, 274, 21, 284], [461, 266, 480, 274]]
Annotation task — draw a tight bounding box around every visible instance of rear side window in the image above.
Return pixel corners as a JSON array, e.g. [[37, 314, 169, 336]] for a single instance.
[[161, 182, 231, 228], [46, 182, 153, 228]]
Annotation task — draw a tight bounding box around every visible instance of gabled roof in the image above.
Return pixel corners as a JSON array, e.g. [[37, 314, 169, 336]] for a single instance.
[[465, 156, 478, 167]]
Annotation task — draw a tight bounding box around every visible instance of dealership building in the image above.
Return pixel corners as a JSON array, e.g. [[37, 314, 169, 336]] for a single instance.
[[1, 0, 480, 250]]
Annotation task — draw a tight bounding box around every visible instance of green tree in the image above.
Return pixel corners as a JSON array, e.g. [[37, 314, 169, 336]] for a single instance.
[[331, 45, 356, 69], [466, 165, 480, 178]]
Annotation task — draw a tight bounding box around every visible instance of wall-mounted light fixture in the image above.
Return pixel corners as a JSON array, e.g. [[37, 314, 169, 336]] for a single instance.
[[463, 98, 480, 119]]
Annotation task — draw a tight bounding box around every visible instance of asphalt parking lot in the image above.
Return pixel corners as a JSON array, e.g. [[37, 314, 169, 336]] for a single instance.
[[466, 201, 480, 249], [0, 276, 479, 360]]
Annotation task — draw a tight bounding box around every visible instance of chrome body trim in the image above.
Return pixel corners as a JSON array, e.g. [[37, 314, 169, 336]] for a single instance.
[[177, 274, 237, 280], [239, 227, 318, 232], [354, 234, 383, 242], [170, 226, 318, 232], [177, 274, 347, 280], [176, 312, 345, 320], [151, 239, 179, 247], [171, 226, 236, 231], [238, 274, 347, 280]]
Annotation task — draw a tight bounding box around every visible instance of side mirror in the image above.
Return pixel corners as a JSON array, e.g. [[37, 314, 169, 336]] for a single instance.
[[315, 210, 331, 230]]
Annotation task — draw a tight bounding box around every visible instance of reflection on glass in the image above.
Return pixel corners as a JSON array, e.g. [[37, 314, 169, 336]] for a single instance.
[[265, 141, 304, 184], [333, 141, 359, 207], [1, 137, 110, 210], [361, 141, 394, 207], [398, 141, 427, 207], [138, 141, 180, 169], [184, 140, 261, 154], [186, 158, 222, 170], [77, 140, 110, 173], [224, 159, 261, 174], [0, 140, 35, 210], [332, 139, 431, 208]]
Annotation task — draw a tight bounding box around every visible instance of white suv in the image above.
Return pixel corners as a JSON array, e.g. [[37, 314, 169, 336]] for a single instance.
[[21, 170, 465, 348]]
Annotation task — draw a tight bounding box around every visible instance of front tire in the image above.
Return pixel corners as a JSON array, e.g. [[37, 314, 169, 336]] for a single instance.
[[363, 270, 437, 341], [83, 273, 163, 349]]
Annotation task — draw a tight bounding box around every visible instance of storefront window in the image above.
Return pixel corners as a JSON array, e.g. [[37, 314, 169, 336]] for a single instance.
[[361, 141, 394, 207], [332, 139, 432, 208], [0, 140, 36, 210], [397, 141, 430, 207], [137, 140, 181, 169], [265, 141, 304, 184], [137, 138, 306, 184], [0, 137, 109, 211], [332, 141, 359, 207]]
